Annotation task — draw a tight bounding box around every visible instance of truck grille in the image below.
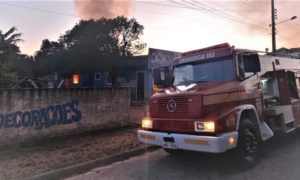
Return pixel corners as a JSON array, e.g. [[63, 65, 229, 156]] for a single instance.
[[150, 95, 201, 118], [153, 120, 194, 133]]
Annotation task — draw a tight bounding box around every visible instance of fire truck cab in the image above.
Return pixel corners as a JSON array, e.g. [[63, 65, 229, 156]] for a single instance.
[[138, 43, 300, 164]]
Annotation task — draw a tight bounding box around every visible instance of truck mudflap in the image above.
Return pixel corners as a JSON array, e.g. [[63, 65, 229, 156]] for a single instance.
[[138, 130, 238, 153]]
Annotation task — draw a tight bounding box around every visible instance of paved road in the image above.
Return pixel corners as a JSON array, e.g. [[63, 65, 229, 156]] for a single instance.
[[66, 131, 300, 180]]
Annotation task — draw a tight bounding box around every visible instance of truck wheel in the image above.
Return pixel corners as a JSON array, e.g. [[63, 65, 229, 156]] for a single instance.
[[236, 118, 260, 166]]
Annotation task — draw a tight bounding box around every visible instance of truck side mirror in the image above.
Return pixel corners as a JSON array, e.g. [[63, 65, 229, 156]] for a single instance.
[[153, 67, 172, 87], [243, 54, 261, 73]]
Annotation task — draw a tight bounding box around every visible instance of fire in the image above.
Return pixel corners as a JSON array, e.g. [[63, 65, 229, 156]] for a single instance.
[[73, 74, 80, 84]]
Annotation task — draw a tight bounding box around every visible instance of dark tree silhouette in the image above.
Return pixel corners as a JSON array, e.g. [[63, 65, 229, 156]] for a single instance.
[[35, 16, 146, 86], [0, 27, 22, 87]]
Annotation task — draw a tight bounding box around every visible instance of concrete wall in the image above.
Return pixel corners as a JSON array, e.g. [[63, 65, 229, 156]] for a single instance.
[[0, 88, 130, 145]]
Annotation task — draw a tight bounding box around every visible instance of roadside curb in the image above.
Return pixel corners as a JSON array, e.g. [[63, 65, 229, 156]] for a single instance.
[[27, 146, 159, 180]]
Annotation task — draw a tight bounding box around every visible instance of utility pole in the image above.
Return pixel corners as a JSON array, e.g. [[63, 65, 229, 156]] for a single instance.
[[271, 0, 276, 52]]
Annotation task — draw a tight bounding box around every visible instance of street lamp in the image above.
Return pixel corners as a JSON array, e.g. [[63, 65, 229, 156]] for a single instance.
[[276, 16, 297, 26], [271, 0, 297, 52], [270, 16, 297, 27], [271, 15, 297, 52]]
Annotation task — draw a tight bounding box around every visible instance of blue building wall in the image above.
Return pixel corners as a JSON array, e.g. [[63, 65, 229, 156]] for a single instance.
[[93, 72, 110, 88], [67, 72, 109, 89], [64, 56, 148, 101]]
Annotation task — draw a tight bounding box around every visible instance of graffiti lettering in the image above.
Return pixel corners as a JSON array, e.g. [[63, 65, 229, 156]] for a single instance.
[[0, 100, 81, 130]]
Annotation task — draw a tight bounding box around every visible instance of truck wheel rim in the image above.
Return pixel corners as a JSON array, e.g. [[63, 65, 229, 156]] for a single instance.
[[244, 129, 258, 154]]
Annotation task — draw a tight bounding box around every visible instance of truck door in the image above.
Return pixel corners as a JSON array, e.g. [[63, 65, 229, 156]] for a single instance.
[[237, 52, 262, 111]]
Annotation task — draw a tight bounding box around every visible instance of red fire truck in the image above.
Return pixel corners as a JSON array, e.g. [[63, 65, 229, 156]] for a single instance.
[[138, 43, 300, 164]]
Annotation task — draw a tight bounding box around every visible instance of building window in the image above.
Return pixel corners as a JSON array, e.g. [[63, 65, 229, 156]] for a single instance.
[[72, 74, 80, 85], [95, 72, 101, 80]]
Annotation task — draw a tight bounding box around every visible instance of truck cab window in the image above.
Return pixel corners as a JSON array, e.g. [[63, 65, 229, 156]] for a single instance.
[[173, 59, 234, 86]]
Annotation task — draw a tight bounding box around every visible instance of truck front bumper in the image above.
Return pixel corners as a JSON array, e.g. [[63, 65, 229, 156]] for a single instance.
[[138, 130, 238, 153]]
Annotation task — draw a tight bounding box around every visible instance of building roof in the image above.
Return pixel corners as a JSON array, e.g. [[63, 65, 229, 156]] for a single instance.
[[271, 47, 300, 59]]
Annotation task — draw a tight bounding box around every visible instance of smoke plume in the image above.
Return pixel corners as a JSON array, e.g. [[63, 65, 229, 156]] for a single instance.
[[74, 0, 132, 19]]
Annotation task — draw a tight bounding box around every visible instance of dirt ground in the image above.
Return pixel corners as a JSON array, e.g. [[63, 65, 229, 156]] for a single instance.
[[0, 104, 147, 180], [0, 125, 143, 180]]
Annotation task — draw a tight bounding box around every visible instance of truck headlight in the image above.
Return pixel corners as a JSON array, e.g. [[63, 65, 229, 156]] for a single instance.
[[194, 121, 215, 132], [142, 118, 153, 129]]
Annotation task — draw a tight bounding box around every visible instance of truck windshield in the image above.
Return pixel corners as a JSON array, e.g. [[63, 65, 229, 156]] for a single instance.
[[173, 58, 234, 86]]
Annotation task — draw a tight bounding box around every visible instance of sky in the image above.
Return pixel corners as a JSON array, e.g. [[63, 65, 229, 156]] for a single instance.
[[0, 0, 299, 56]]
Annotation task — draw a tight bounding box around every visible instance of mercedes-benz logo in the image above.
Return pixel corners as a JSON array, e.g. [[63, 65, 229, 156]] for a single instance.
[[167, 99, 176, 112]]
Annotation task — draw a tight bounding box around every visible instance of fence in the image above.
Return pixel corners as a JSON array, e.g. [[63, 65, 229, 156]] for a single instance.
[[0, 88, 130, 145]]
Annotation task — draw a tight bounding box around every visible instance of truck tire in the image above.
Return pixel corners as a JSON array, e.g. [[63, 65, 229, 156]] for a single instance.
[[236, 118, 261, 166]]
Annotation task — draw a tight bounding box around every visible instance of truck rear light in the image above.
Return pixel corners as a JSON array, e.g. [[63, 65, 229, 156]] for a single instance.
[[194, 121, 215, 132]]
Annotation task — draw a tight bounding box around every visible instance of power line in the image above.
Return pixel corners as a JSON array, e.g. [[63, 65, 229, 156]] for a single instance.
[[206, 0, 270, 29], [146, 25, 206, 32], [172, 0, 270, 34], [137, 0, 275, 44], [276, 10, 300, 33], [172, 0, 298, 47], [139, 6, 263, 36], [137, 6, 259, 34], [237, 0, 272, 27], [137, 1, 257, 12], [247, 0, 300, 41], [243, 0, 270, 16], [240, 1, 299, 48], [0, 2, 77, 17], [137, 1, 203, 11], [138, 8, 200, 21], [254, 0, 270, 11], [277, 33, 299, 47], [269, 1, 300, 47], [141, 0, 269, 36], [248, 0, 300, 48]]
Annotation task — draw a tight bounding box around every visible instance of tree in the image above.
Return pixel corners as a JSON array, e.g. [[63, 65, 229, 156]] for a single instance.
[[60, 17, 146, 57], [0, 27, 22, 87], [35, 39, 64, 58], [110, 16, 146, 57], [64, 16, 146, 86], [34, 39, 66, 76], [106, 16, 146, 85], [35, 16, 146, 86]]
